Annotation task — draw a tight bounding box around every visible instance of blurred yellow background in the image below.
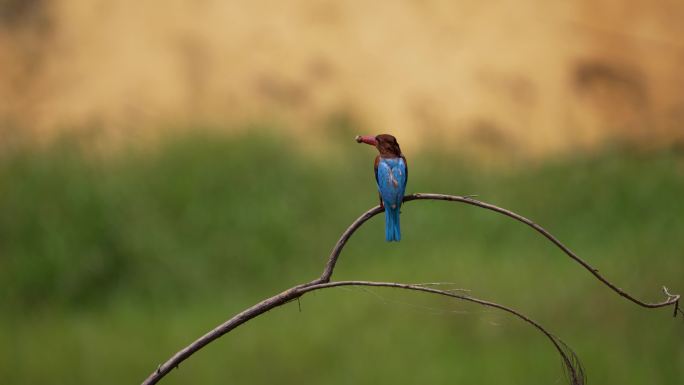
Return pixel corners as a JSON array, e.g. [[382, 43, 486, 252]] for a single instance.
[[3, 0, 684, 154]]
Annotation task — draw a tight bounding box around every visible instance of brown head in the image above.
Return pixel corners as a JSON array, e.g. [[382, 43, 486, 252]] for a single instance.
[[355, 134, 402, 157]]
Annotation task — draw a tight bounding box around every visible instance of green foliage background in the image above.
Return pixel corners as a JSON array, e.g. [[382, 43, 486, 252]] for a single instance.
[[1, 131, 683, 384]]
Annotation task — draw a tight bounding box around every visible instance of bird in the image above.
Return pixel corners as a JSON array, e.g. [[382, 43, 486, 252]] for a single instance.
[[355, 134, 408, 242]]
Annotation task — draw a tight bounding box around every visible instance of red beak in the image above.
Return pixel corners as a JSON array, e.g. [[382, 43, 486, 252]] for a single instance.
[[355, 135, 377, 146]]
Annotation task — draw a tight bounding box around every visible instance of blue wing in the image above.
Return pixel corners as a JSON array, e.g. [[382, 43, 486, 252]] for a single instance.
[[377, 157, 407, 241], [376, 157, 407, 209]]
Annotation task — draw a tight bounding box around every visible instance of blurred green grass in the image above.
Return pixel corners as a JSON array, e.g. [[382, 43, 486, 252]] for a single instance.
[[1, 132, 683, 384]]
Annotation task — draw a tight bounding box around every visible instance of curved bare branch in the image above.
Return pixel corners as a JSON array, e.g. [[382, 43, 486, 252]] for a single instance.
[[141, 193, 679, 385], [303, 281, 585, 385], [142, 280, 585, 385], [321, 193, 680, 310]]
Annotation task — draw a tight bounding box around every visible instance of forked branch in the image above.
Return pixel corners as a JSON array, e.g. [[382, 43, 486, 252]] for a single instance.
[[141, 193, 680, 385]]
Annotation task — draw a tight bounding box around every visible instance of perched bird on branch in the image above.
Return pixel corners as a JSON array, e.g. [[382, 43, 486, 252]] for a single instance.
[[355, 134, 408, 242]]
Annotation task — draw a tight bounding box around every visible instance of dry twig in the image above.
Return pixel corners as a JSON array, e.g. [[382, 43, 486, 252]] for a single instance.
[[141, 193, 679, 385]]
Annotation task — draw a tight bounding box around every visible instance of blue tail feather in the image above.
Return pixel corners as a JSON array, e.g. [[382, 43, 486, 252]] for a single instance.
[[384, 206, 401, 242], [393, 208, 401, 241]]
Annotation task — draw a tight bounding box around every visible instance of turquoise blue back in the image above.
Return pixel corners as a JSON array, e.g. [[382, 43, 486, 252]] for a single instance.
[[376, 157, 407, 241]]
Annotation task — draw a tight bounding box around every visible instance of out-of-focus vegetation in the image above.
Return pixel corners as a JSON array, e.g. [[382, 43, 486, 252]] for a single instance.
[[0, 131, 682, 384]]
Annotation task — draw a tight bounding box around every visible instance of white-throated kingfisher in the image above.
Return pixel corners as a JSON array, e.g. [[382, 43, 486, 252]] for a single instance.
[[355, 134, 408, 242]]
